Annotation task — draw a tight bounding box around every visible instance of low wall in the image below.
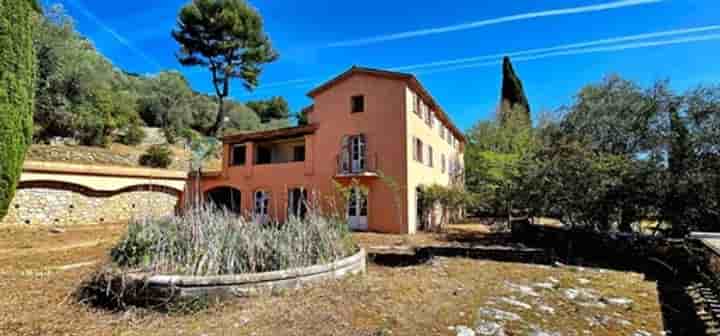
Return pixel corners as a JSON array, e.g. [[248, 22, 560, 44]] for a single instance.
[[115, 249, 366, 305]]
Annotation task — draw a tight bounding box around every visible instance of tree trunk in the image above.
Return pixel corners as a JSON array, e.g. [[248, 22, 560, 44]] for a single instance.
[[208, 97, 225, 137]]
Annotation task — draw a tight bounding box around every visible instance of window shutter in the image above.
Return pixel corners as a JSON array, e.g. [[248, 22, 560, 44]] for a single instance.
[[412, 138, 418, 161], [359, 134, 367, 169], [341, 135, 350, 172]]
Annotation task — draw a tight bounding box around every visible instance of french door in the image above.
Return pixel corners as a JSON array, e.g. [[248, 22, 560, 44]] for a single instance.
[[348, 187, 368, 231], [254, 190, 270, 224], [350, 135, 366, 173]]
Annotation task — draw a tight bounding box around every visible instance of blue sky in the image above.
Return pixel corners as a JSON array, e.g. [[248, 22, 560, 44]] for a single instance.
[[47, 0, 720, 130]]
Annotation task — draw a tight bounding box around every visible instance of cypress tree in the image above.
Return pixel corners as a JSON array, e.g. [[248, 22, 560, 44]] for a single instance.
[[0, 0, 38, 220], [500, 56, 531, 127]]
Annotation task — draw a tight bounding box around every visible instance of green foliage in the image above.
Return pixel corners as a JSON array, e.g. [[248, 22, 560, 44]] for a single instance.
[[418, 184, 475, 231], [139, 145, 174, 168], [118, 122, 146, 146], [503, 76, 720, 236], [0, 0, 36, 220], [465, 109, 535, 216], [500, 57, 531, 127], [297, 106, 310, 126], [560, 75, 659, 156], [137, 71, 193, 128], [31, 4, 287, 146], [173, 0, 278, 136], [246, 96, 290, 123]]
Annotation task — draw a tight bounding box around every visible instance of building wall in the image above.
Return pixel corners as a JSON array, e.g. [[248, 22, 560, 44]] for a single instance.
[[311, 73, 409, 233], [199, 74, 411, 233], [404, 86, 465, 232]]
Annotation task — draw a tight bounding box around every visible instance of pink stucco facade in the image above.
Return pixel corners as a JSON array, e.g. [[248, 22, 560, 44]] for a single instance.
[[191, 67, 465, 234]]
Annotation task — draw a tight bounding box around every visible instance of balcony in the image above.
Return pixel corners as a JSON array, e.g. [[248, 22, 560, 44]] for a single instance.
[[336, 151, 379, 177], [254, 137, 306, 166]]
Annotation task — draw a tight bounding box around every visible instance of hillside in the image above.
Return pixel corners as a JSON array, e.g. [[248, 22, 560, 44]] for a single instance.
[[33, 4, 290, 149]]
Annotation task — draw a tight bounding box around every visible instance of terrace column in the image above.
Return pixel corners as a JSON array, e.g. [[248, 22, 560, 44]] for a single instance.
[[245, 142, 255, 178], [304, 134, 314, 176]]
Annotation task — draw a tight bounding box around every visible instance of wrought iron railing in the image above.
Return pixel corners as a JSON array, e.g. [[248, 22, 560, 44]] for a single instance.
[[336, 151, 379, 175]]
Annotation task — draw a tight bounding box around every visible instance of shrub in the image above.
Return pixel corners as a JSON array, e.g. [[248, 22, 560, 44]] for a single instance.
[[118, 123, 146, 146], [139, 145, 173, 168], [0, 0, 37, 221], [110, 206, 356, 275]]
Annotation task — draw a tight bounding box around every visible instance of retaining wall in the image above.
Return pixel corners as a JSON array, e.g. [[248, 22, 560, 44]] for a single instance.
[[2, 188, 177, 226], [1, 161, 186, 226]]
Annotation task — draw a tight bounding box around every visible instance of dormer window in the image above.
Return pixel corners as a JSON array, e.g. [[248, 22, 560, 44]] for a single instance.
[[351, 95, 365, 113]]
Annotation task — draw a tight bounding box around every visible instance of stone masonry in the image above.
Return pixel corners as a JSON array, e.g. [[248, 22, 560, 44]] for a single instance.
[[1, 188, 178, 226]]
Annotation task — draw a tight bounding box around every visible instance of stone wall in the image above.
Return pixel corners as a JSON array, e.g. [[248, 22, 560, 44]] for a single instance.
[[1, 188, 178, 226]]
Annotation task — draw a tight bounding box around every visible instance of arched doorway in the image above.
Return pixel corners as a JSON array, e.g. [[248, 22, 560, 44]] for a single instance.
[[205, 187, 241, 214]]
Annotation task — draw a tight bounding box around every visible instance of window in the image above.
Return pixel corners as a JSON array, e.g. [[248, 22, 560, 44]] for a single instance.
[[427, 145, 434, 167], [256, 146, 272, 164], [340, 134, 367, 173], [429, 110, 436, 129], [351, 95, 364, 113], [422, 103, 431, 126], [288, 188, 308, 219], [441, 154, 446, 173], [231, 145, 246, 166], [413, 93, 421, 116], [413, 137, 424, 163], [254, 190, 270, 217], [440, 125, 445, 139], [293, 145, 305, 162], [348, 187, 368, 217]]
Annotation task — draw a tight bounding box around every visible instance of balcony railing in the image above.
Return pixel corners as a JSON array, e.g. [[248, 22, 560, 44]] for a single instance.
[[336, 152, 379, 176]]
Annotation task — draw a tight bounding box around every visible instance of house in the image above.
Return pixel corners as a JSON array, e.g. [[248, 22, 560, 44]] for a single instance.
[[191, 66, 465, 234]]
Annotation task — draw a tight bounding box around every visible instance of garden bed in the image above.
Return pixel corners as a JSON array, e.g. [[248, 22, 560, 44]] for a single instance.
[[107, 249, 366, 304]]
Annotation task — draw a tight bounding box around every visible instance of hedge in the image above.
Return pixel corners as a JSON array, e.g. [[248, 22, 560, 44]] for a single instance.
[[0, 0, 37, 220]]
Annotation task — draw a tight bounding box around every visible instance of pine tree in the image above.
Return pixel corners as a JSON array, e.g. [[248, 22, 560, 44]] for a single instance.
[[500, 56, 531, 127], [172, 0, 278, 137], [0, 0, 39, 220]]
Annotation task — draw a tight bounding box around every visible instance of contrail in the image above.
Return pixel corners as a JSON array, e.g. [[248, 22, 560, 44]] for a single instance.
[[239, 33, 720, 97], [64, 0, 163, 70], [413, 33, 720, 75], [327, 0, 663, 47], [253, 25, 720, 91], [393, 25, 720, 72]]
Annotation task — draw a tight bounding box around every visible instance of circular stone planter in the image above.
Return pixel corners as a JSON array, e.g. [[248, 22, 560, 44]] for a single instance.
[[124, 249, 366, 303]]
